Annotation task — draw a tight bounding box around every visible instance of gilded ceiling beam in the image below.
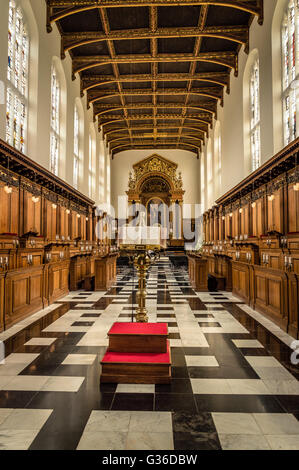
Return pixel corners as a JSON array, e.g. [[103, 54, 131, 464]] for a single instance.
[[94, 102, 216, 119], [104, 125, 206, 137], [108, 134, 204, 145], [47, 1, 263, 29], [110, 140, 201, 155], [73, 52, 238, 81], [63, 27, 246, 60], [81, 72, 230, 94], [99, 114, 210, 132]]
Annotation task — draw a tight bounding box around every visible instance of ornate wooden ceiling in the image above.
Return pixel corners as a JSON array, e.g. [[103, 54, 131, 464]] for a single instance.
[[46, 0, 263, 158]]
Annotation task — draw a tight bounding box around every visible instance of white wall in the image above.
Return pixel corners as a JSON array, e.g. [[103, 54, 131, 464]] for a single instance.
[[200, 0, 281, 209], [0, 0, 110, 205], [0, 0, 287, 213], [111, 149, 201, 216]]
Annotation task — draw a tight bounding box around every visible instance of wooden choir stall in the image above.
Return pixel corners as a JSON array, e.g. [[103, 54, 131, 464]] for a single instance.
[[189, 138, 299, 339], [0, 139, 118, 332]]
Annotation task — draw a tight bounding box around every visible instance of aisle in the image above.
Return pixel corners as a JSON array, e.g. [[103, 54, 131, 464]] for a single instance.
[[0, 257, 298, 450]]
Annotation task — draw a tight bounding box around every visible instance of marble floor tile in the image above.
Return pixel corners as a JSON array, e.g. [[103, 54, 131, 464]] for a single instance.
[[126, 431, 174, 450], [77, 431, 127, 450], [254, 367, 296, 381], [41, 376, 85, 392], [265, 435, 299, 450], [253, 413, 299, 435], [24, 338, 57, 346], [227, 379, 271, 395], [212, 412, 262, 435], [61, 354, 97, 365], [129, 411, 172, 433], [232, 339, 264, 348], [116, 384, 155, 394], [0, 256, 298, 451], [2, 375, 49, 391], [186, 356, 219, 367], [0, 408, 52, 430], [0, 363, 29, 376], [0, 429, 41, 450], [84, 410, 131, 433], [191, 379, 232, 395], [219, 434, 270, 450], [262, 380, 299, 395], [4, 353, 39, 364], [245, 356, 284, 368], [0, 409, 13, 425]]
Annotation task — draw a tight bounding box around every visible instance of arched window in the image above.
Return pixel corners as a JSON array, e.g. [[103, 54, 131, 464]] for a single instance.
[[207, 139, 213, 208], [106, 152, 111, 205], [73, 105, 79, 189], [282, 0, 299, 145], [50, 65, 60, 175], [214, 122, 222, 199], [6, 0, 29, 153], [200, 153, 205, 210], [99, 133, 105, 203], [250, 58, 261, 171], [88, 131, 96, 199]]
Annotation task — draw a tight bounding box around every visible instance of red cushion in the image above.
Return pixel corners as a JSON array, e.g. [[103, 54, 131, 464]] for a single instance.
[[108, 322, 168, 336], [102, 341, 170, 364]]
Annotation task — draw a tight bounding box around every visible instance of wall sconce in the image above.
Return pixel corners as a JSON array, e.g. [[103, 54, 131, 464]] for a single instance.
[[32, 196, 39, 203], [246, 252, 252, 263], [268, 194, 275, 202], [281, 236, 288, 248], [86, 217, 89, 221], [239, 208, 243, 214], [235, 251, 240, 260], [229, 212, 233, 217], [66, 209, 70, 215], [4, 185, 12, 194], [266, 238, 271, 247], [52, 203, 57, 209], [59, 251, 64, 260], [0, 257, 9, 269], [262, 253, 269, 266], [251, 201, 256, 208], [284, 255, 293, 271], [27, 254, 33, 265], [222, 216, 225, 221], [77, 214, 81, 218]]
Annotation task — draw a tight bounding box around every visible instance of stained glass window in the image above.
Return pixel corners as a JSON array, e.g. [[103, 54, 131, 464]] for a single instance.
[[214, 124, 221, 198], [250, 59, 261, 172], [73, 105, 79, 189], [282, 0, 299, 145], [6, 0, 29, 153], [50, 66, 60, 175]]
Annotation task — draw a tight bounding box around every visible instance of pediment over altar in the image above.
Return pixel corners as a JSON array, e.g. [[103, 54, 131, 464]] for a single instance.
[[127, 154, 184, 198]]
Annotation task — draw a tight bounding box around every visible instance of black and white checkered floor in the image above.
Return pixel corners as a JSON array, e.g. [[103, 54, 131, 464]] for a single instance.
[[0, 256, 298, 450]]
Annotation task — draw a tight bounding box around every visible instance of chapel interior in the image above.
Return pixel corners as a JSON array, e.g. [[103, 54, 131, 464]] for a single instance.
[[0, 0, 299, 452]]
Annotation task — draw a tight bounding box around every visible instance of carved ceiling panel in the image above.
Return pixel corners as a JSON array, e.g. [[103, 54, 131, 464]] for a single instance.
[[46, 0, 264, 157]]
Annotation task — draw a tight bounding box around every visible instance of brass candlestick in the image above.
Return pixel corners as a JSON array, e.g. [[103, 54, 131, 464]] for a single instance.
[[119, 244, 160, 323]]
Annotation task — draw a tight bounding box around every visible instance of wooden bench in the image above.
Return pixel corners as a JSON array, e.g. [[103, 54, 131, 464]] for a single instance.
[[210, 273, 226, 291], [84, 275, 95, 291]]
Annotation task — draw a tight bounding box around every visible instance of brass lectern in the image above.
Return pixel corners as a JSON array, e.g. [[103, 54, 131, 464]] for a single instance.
[[119, 243, 160, 322]]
